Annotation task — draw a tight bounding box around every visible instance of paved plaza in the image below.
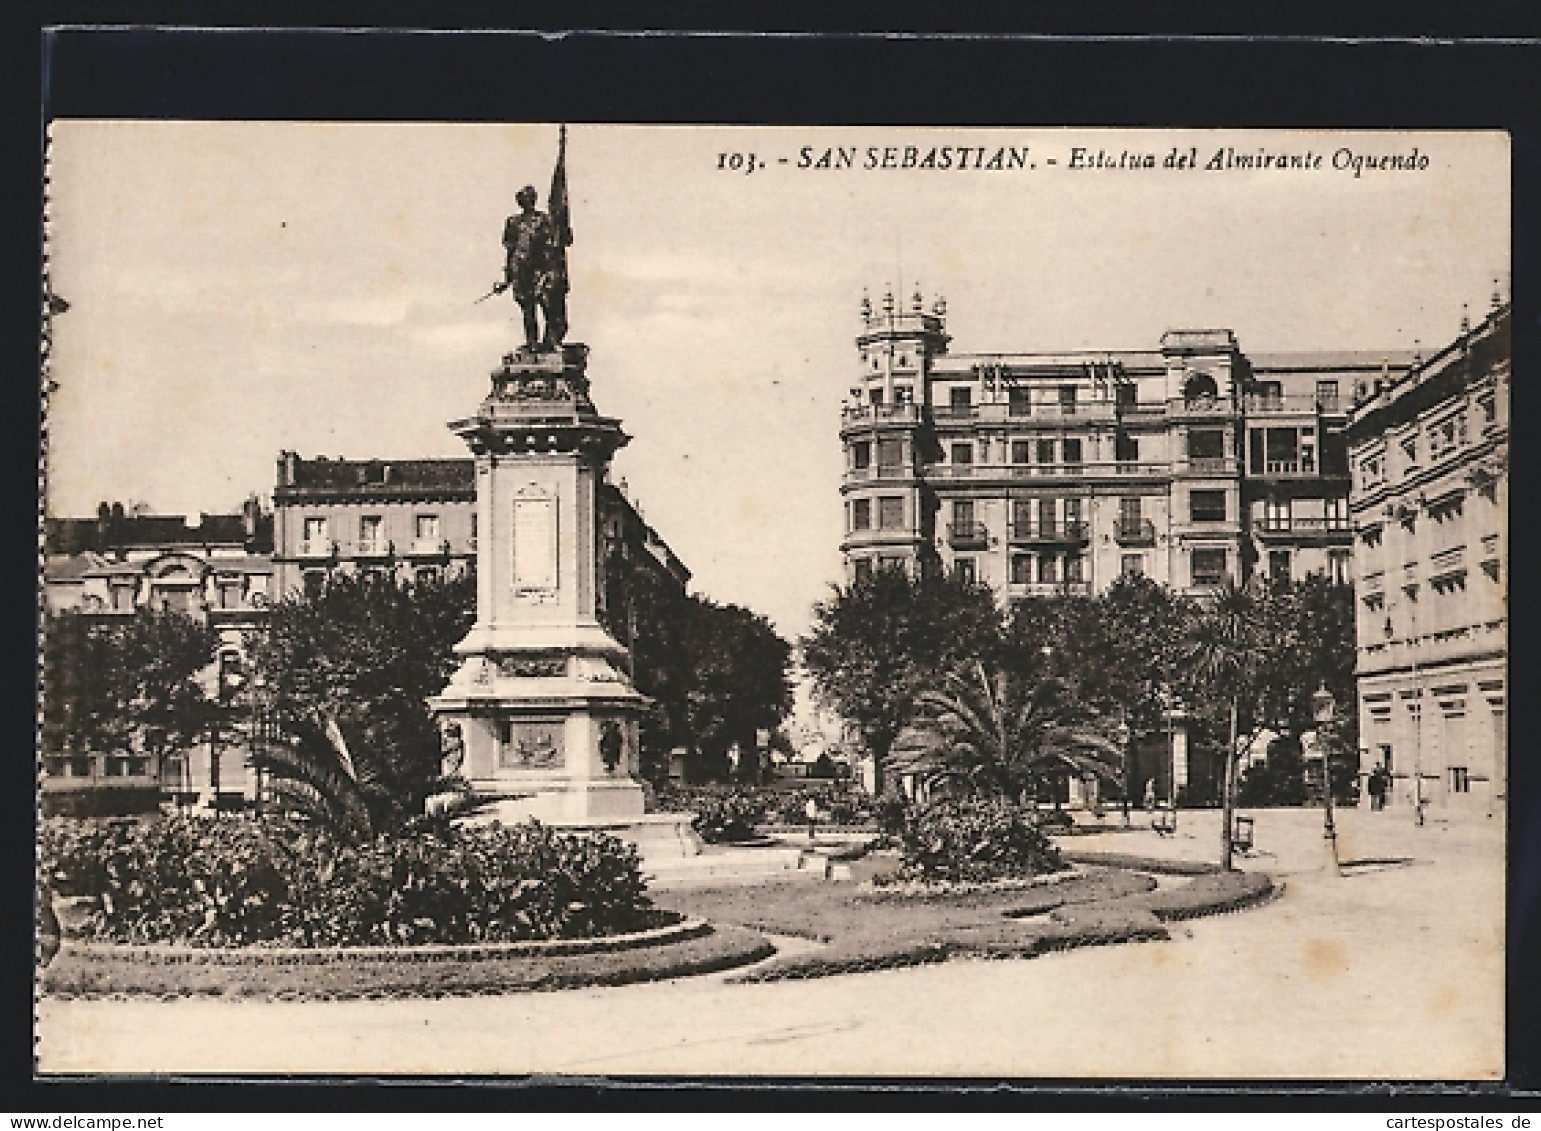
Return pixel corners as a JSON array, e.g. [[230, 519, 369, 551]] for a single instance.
[[36, 807, 1504, 1079]]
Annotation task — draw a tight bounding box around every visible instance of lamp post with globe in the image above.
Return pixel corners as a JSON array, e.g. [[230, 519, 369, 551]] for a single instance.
[[1312, 681, 1341, 872]]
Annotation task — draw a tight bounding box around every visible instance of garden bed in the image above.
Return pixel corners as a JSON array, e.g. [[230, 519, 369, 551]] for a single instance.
[[659, 864, 1274, 983], [41, 919, 774, 1000]]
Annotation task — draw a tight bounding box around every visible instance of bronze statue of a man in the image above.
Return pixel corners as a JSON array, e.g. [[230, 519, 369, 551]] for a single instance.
[[499, 184, 570, 351]]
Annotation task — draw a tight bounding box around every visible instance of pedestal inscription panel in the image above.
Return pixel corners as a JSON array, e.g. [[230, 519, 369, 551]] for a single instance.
[[512, 492, 558, 593]]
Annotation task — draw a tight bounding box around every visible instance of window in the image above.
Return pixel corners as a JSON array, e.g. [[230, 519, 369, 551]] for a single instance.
[[1008, 387, 1031, 416], [950, 442, 974, 465], [1121, 553, 1144, 578], [1039, 554, 1058, 584], [416, 514, 440, 543], [415, 566, 439, 587], [853, 558, 873, 584], [359, 515, 384, 552], [878, 555, 908, 574], [1036, 439, 1055, 465], [1011, 498, 1033, 531], [1255, 380, 1282, 408], [1263, 498, 1290, 531], [303, 516, 328, 551], [1058, 385, 1077, 414], [1448, 766, 1470, 794], [1119, 497, 1142, 526], [1328, 549, 1350, 585], [1325, 496, 1349, 530], [1479, 393, 1497, 426], [303, 570, 325, 598], [1038, 498, 1057, 536], [1115, 432, 1139, 463], [111, 583, 134, 612], [951, 499, 975, 527], [1011, 554, 1033, 585], [218, 578, 243, 610], [851, 498, 871, 530], [1064, 498, 1083, 531], [1065, 553, 1085, 583], [1188, 428, 1225, 460], [1011, 440, 1031, 465], [893, 385, 913, 405], [1360, 456, 1383, 489], [1062, 438, 1083, 466], [878, 497, 905, 530], [877, 438, 903, 468], [949, 386, 973, 413], [1265, 428, 1299, 473], [1400, 434, 1418, 467], [1315, 380, 1339, 412], [1190, 490, 1226, 522], [1268, 550, 1291, 587], [851, 442, 871, 469], [1115, 383, 1136, 409], [1191, 548, 1227, 586], [869, 388, 885, 405], [953, 557, 977, 584]]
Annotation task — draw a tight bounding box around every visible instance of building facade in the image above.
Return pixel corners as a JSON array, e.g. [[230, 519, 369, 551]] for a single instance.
[[272, 451, 689, 619], [41, 501, 275, 812], [1346, 302, 1509, 816], [839, 289, 1415, 597]]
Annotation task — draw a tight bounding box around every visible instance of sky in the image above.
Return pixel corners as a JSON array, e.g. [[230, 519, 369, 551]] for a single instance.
[[44, 123, 1509, 641]]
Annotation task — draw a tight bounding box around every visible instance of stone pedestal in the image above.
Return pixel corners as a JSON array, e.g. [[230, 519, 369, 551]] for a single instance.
[[430, 345, 696, 857]]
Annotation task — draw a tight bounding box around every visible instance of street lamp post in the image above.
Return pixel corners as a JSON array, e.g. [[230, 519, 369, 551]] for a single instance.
[[1115, 717, 1132, 828], [1313, 681, 1341, 873]]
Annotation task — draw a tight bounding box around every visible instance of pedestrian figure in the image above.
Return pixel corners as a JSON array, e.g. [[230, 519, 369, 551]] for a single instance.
[[805, 797, 819, 843], [1369, 765, 1388, 811], [1143, 778, 1157, 813]]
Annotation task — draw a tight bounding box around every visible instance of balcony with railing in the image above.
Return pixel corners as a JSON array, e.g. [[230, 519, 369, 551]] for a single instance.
[[1008, 580, 1092, 599], [353, 538, 392, 559], [298, 539, 334, 559], [947, 521, 990, 549], [408, 538, 453, 559], [1243, 392, 1342, 416], [1251, 457, 1319, 478], [844, 525, 918, 548], [1256, 516, 1353, 541], [1180, 457, 1239, 477], [1007, 520, 1089, 545], [841, 403, 923, 427], [1113, 517, 1157, 545]]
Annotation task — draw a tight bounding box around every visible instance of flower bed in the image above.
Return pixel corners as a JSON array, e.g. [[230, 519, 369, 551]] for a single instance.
[[649, 783, 878, 844], [885, 797, 1063, 885], [40, 814, 654, 948]]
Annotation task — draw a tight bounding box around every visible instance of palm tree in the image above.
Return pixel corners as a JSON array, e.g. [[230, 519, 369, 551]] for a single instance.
[[1183, 579, 1270, 871], [890, 660, 1123, 804]]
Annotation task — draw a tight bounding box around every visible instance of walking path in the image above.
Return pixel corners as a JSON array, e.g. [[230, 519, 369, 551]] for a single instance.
[[36, 807, 1503, 1079]]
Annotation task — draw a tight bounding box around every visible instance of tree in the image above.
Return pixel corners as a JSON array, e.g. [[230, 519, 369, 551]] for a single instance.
[[801, 568, 1003, 795], [1182, 580, 1270, 870], [41, 608, 219, 773], [896, 659, 1123, 802], [676, 597, 793, 782], [245, 570, 476, 837]]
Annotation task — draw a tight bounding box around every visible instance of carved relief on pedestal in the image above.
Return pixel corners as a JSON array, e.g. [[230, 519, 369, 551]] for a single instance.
[[495, 654, 568, 679], [497, 719, 566, 770]]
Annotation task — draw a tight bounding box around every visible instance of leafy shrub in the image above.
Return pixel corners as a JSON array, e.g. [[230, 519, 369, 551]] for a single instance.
[[650, 782, 878, 839], [39, 814, 653, 947], [688, 793, 765, 843], [893, 797, 1063, 884]]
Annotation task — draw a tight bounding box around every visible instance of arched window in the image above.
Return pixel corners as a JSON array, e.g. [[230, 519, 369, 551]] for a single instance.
[[1183, 371, 1219, 404]]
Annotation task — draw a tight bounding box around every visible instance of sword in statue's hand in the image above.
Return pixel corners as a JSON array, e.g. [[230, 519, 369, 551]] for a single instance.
[[474, 281, 509, 305]]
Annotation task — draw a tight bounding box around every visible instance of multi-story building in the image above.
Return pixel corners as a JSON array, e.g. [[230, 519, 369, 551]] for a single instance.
[[41, 500, 275, 813], [839, 289, 1416, 597], [1347, 301, 1508, 816], [271, 451, 690, 621]]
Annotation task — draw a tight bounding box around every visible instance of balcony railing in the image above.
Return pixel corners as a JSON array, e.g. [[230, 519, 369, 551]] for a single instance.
[[354, 539, 391, 558], [1007, 520, 1089, 544], [408, 538, 452, 558], [1113, 518, 1157, 545], [947, 521, 990, 548], [1008, 580, 1092, 598], [1244, 393, 1343, 415], [1258, 459, 1316, 476], [1182, 457, 1237, 476], [841, 403, 923, 425], [298, 540, 333, 558], [1257, 516, 1352, 538]]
